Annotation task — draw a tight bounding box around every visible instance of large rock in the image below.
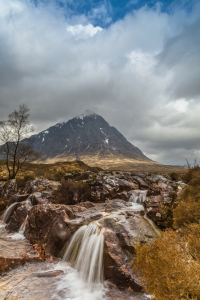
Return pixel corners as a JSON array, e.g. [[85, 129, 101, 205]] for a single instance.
[[25, 204, 76, 256], [90, 174, 139, 202], [102, 207, 159, 254], [6, 204, 31, 232], [0, 244, 53, 274], [104, 229, 143, 291]]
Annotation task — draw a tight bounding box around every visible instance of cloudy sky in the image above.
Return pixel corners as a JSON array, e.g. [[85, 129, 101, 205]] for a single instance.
[[0, 0, 199, 165]]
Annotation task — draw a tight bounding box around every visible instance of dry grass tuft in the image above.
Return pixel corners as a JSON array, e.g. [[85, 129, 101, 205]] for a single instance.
[[134, 228, 200, 300], [52, 179, 91, 205], [134, 165, 200, 300]]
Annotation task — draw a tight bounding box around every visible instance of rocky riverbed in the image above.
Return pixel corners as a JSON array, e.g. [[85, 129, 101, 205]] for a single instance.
[[0, 171, 185, 299]]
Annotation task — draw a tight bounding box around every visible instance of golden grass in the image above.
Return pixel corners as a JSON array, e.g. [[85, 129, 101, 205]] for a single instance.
[[134, 228, 200, 300], [0, 160, 102, 181], [38, 155, 187, 173]]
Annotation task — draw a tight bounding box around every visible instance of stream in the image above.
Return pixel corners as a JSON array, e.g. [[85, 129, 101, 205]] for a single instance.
[[0, 224, 150, 300]]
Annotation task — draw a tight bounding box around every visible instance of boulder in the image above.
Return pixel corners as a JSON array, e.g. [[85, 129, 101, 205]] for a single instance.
[[132, 176, 148, 189], [90, 174, 139, 202], [6, 205, 29, 232], [102, 208, 158, 254], [25, 204, 75, 256], [28, 192, 49, 206], [104, 229, 143, 291], [0, 244, 53, 274], [143, 195, 163, 223], [115, 191, 129, 201]]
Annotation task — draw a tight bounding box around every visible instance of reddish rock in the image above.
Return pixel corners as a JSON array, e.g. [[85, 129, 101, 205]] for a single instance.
[[76, 201, 95, 209], [6, 205, 29, 232], [0, 244, 53, 274], [33, 270, 64, 277], [147, 184, 161, 196], [132, 176, 148, 190], [29, 192, 49, 205], [144, 195, 163, 223], [25, 204, 75, 256], [104, 229, 143, 292], [115, 191, 129, 201]]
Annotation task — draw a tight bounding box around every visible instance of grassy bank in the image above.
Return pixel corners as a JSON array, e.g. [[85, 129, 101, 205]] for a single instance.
[[134, 165, 200, 300], [0, 160, 102, 181]]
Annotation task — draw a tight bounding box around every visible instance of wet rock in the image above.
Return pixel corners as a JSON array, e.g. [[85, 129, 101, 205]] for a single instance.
[[76, 201, 95, 209], [102, 209, 158, 254], [25, 204, 75, 256], [104, 229, 143, 291], [115, 191, 129, 201], [147, 183, 161, 196], [9, 194, 30, 205], [90, 174, 139, 202], [28, 192, 49, 205], [6, 205, 29, 232], [0, 244, 53, 274], [144, 195, 163, 223], [33, 270, 64, 277], [132, 176, 148, 189]]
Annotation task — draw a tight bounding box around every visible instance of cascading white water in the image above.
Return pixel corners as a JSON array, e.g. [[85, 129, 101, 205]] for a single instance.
[[8, 215, 29, 240], [129, 190, 147, 210], [62, 222, 105, 286], [2, 202, 19, 223], [1, 198, 31, 224]]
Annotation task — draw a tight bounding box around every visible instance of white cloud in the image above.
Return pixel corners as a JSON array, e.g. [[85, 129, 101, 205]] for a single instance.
[[0, 0, 199, 165], [67, 24, 103, 38]]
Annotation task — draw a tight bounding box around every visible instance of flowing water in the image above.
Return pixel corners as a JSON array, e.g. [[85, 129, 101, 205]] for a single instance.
[[7, 215, 28, 240], [0, 218, 151, 300], [62, 223, 105, 286], [1, 202, 19, 223], [129, 190, 147, 210]]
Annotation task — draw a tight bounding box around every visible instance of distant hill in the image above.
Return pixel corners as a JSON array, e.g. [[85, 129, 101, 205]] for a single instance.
[[31, 110, 154, 169]]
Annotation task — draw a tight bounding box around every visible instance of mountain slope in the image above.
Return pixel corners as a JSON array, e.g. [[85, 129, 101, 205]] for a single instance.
[[31, 111, 151, 166]]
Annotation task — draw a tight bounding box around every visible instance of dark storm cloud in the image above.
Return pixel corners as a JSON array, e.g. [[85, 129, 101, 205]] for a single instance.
[[0, 0, 200, 165]]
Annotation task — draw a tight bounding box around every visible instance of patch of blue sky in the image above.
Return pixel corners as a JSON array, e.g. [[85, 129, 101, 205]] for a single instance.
[[31, 0, 198, 27]]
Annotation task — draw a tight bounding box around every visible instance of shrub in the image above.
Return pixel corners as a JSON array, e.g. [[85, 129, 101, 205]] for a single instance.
[[181, 165, 200, 184], [53, 171, 66, 181], [170, 172, 179, 181], [173, 185, 200, 228], [52, 179, 91, 205], [134, 229, 200, 300]]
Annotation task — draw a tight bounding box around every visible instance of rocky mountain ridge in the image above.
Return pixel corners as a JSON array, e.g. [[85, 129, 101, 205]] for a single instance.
[[31, 110, 151, 166]]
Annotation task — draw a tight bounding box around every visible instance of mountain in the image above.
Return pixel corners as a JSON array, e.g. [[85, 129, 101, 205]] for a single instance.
[[31, 110, 155, 170]]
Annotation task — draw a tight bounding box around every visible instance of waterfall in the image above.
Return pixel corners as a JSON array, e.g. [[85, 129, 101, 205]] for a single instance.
[[129, 190, 147, 204], [7, 215, 28, 240], [19, 215, 28, 234], [128, 190, 147, 210], [2, 198, 32, 224], [2, 202, 19, 223], [62, 222, 105, 286]]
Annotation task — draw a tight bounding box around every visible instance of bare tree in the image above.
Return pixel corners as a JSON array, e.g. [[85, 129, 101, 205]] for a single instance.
[[0, 104, 39, 179]]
